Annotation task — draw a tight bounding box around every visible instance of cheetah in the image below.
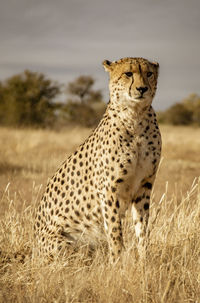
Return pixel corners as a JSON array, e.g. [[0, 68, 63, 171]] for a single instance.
[[34, 57, 161, 263]]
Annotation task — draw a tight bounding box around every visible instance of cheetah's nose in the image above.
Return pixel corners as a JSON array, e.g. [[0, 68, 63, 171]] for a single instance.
[[136, 86, 148, 95]]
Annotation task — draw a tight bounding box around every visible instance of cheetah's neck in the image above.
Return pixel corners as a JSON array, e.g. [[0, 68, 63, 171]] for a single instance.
[[106, 100, 153, 134]]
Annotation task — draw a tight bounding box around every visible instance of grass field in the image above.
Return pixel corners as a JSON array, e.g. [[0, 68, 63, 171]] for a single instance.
[[0, 125, 200, 302]]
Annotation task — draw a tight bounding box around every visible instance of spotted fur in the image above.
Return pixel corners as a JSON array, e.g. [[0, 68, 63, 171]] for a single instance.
[[34, 57, 162, 262]]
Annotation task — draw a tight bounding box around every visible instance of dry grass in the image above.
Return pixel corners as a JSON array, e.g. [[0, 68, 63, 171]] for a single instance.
[[0, 125, 200, 303]]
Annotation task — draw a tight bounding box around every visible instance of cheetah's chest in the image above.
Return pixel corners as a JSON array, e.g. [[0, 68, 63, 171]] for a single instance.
[[119, 129, 160, 196], [137, 136, 155, 169], [135, 130, 160, 185]]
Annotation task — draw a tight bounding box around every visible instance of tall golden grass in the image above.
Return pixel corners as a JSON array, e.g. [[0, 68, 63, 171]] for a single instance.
[[0, 125, 200, 302]]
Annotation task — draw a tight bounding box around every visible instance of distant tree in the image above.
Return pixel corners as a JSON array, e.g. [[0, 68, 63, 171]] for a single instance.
[[0, 70, 60, 127], [66, 76, 102, 104], [164, 103, 193, 125], [158, 94, 200, 126], [183, 94, 200, 125], [60, 75, 106, 127]]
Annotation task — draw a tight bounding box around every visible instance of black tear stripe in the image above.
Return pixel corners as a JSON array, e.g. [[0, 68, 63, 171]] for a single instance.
[[139, 64, 142, 74], [129, 77, 134, 97], [128, 62, 134, 97]]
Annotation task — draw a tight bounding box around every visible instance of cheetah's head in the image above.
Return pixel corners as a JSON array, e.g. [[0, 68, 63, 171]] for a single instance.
[[103, 57, 159, 110]]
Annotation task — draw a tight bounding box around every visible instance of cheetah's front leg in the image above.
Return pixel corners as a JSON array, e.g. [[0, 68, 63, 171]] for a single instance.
[[131, 179, 154, 254], [101, 193, 124, 263]]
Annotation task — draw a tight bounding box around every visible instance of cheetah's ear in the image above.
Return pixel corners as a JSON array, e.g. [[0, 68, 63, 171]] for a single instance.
[[151, 61, 159, 69], [102, 60, 114, 72]]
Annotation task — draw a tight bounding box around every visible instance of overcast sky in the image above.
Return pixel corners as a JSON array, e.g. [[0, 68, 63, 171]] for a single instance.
[[1, 0, 200, 110]]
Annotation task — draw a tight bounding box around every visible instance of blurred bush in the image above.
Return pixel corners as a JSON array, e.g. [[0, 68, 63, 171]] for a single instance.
[[58, 75, 106, 127], [0, 70, 60, 127], [58, 101, 106, 127], [0, 72, 106, 128], [157, 94, 200, 126]]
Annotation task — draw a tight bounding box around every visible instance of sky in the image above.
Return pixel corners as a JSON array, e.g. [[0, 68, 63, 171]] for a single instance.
[[1, 0, 200, 110]]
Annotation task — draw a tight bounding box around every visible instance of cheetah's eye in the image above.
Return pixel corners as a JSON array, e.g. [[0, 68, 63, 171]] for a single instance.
[[125, 72, 133, 77], [147, 72, 153, 77]]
